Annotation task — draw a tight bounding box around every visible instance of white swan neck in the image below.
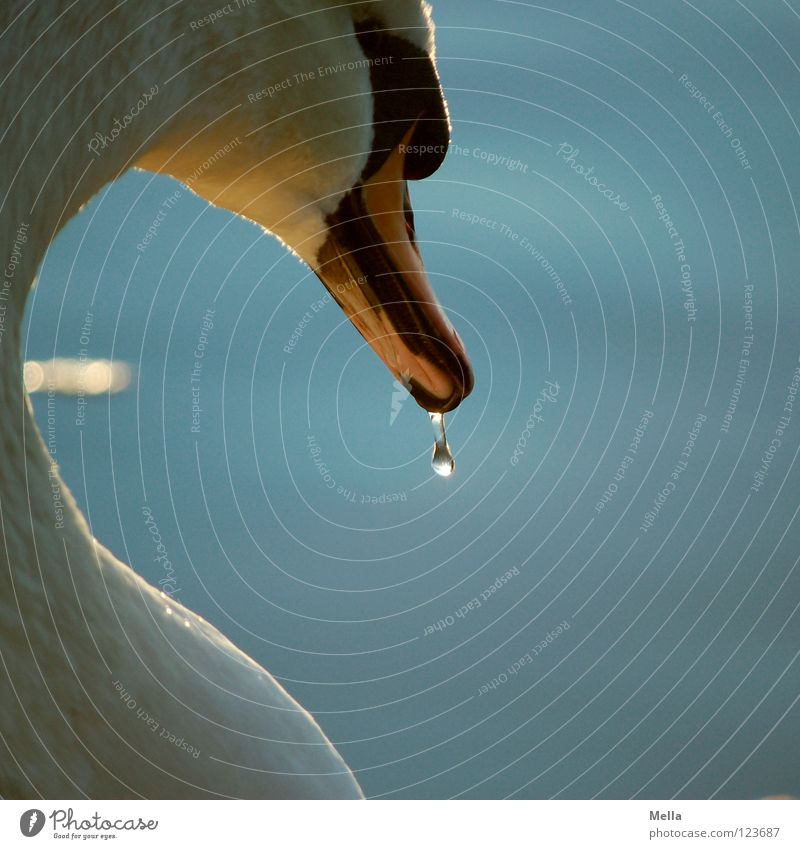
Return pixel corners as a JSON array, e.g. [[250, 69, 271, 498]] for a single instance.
[[0, 4, 196, 570]]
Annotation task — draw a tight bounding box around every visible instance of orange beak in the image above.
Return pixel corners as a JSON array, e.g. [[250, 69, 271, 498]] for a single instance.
[[314, 128, 473, 414]]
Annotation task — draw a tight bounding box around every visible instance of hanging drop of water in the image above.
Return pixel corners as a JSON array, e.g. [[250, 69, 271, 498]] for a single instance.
[[430, 412, 455, 477]]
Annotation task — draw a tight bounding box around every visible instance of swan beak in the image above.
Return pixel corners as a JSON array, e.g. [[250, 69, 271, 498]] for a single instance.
[[314, 135, 473, 414]]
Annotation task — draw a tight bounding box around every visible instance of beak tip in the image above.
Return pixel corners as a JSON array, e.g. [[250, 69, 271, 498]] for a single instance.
[[410, 355, 474, 414]]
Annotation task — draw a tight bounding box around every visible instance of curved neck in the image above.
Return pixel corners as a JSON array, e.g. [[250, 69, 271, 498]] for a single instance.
[[0, 1, 207, 564], [0, 0, 364, 562], [1, 2, 204, 316]]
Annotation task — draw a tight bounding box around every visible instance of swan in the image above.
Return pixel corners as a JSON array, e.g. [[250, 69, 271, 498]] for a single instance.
[[0, 0, 473, 799]]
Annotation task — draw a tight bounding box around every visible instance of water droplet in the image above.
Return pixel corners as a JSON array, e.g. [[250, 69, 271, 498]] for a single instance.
[[430, 412, 455, 477]]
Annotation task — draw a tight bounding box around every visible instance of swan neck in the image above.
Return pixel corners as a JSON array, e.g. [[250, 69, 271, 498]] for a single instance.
[[0, 3, 197, 560]]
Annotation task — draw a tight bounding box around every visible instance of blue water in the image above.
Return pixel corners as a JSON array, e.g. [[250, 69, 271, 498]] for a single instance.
[[26, 0, 800, 799]]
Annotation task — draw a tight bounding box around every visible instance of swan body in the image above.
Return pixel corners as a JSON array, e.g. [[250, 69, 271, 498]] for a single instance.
[[0, 0, 472, 799]]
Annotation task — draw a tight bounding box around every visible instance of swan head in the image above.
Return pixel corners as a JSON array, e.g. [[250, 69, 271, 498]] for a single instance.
[[138, 0, 473, 413]]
